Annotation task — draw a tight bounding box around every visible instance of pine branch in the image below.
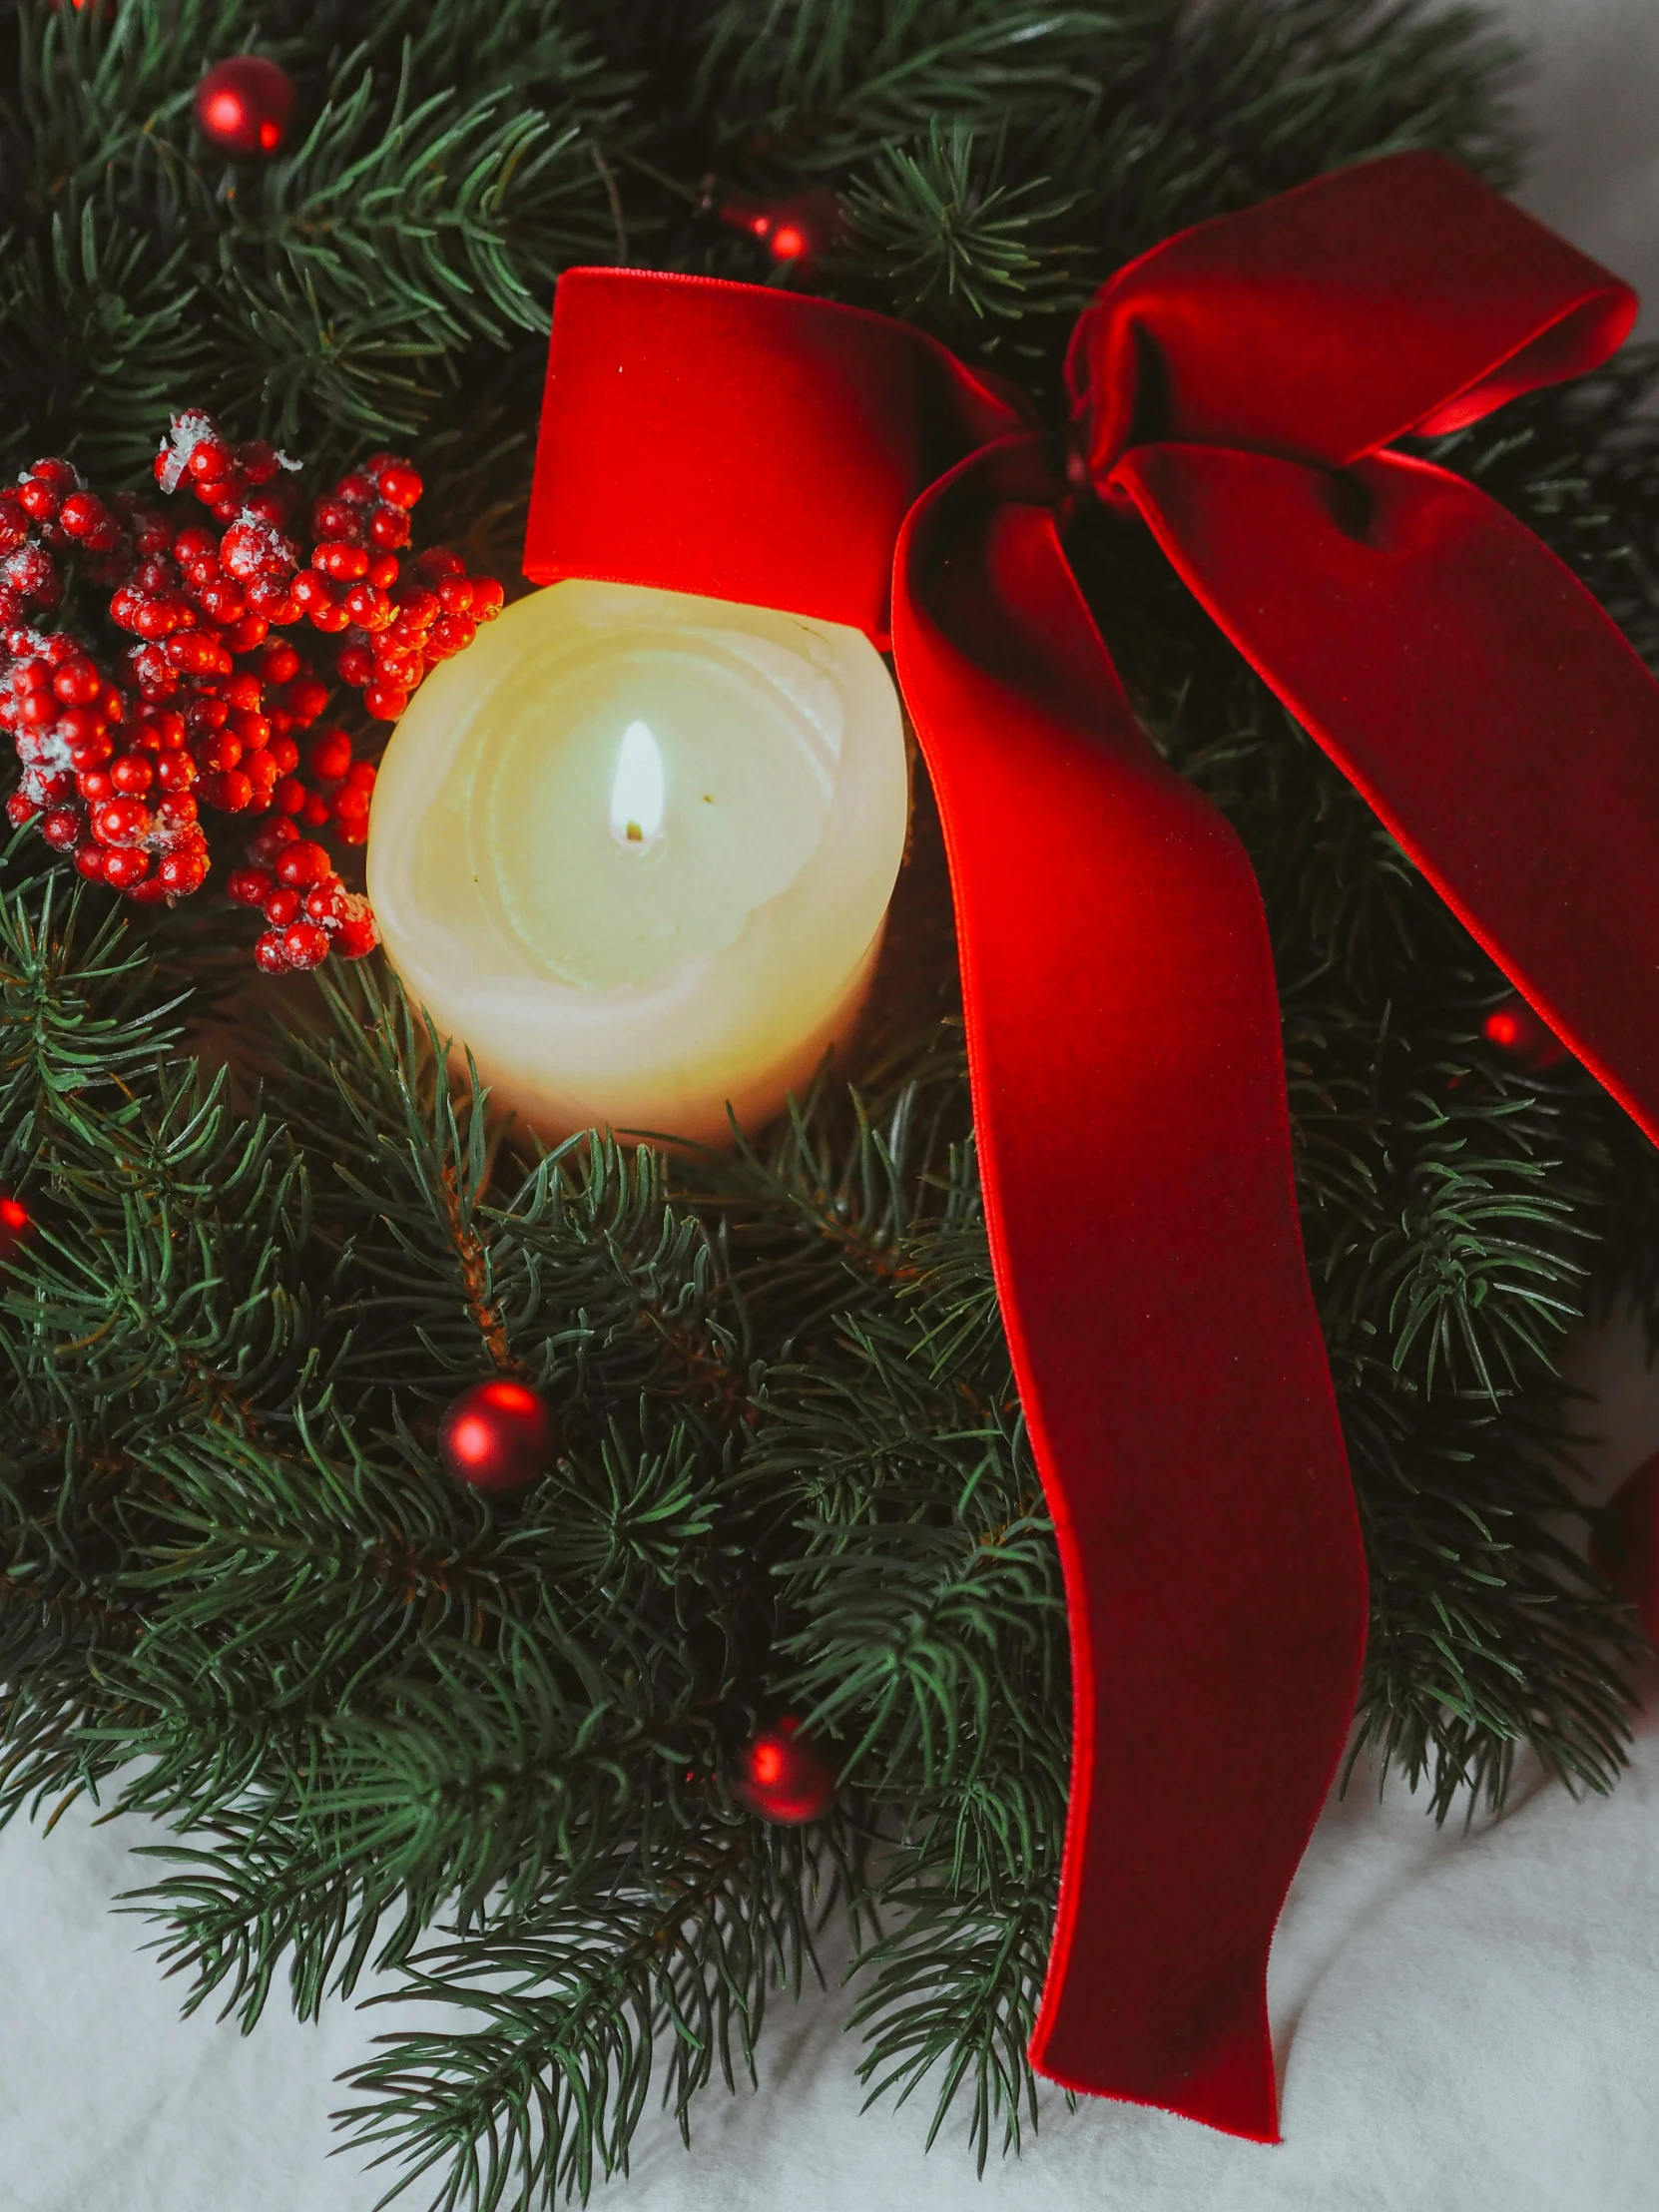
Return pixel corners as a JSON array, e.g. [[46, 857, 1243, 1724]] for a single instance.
[[336, 1822, 831, 2208]]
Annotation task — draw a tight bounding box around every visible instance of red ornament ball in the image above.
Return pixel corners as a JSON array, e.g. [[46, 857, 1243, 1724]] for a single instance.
[[738, 1717, 838, 1824], [439, 1379, 555, 1493], [0, 1193, 32, 1264], [714, 185, 840, 267], [195, 57, 296, 160], [1482, 993, 1567, 1072]]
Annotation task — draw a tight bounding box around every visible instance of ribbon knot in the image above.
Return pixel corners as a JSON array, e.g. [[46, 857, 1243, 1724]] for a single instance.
[[524, 150, 1659, 2142]]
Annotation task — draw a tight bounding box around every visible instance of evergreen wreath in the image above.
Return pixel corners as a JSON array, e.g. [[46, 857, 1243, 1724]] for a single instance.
[[2, 2, 1656, 2205]]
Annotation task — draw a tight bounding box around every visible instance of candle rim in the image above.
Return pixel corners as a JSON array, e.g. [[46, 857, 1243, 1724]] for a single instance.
[[370, 577, 907, 1011]]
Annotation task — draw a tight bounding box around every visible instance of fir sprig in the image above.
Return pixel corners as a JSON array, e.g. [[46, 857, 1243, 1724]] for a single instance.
[[838, 119, 1085, 335]]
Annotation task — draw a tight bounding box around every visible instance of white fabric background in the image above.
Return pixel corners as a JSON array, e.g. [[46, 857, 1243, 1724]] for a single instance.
[[7, 8, 1659, 2206]]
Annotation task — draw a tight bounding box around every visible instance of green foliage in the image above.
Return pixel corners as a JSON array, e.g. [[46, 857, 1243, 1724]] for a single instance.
[[0, 0, 628, 469], [839, 119, 1085, 338], [1, 2, 1656, 2208]]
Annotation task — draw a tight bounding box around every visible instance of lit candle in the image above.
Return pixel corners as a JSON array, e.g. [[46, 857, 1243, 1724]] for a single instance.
[[367, 579, 909, 1146]]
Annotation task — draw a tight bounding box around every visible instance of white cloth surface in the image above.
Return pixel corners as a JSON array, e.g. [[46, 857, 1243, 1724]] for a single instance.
[[1502, 0, 1659, 331], [5, 1312, 1659, 2212], [8, 10, 1659, 2207]]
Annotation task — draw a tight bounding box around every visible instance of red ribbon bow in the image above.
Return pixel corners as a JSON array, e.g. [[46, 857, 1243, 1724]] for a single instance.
[[523, 152, 1659, 2140]]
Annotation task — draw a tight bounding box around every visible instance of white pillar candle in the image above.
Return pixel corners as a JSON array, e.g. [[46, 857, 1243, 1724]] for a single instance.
[[366, 579, 909, 1147]]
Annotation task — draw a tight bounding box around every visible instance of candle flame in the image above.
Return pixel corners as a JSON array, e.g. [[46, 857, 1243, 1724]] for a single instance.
[[610, 721, 666, 846]]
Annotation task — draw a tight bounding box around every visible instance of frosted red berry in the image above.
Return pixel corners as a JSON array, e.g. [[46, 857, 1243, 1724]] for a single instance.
[[101, 846, 152, 889], [333, 908, 378, 956], [226, 866, 274, 906], [277, 920, 328, 969], [92, 797, 150, 846], [307, 728, 352, 782], [274, 837, 329, 888], [110, 755, 156, 795], [158, 846, 210, 895], [376, 464, 423, 509]]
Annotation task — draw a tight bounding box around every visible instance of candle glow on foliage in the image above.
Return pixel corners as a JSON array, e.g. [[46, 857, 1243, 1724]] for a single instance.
[[367, 580, 909, 1147]]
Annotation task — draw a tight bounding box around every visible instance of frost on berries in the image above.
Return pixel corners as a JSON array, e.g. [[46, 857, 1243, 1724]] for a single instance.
[[1, 415, 503, 974]]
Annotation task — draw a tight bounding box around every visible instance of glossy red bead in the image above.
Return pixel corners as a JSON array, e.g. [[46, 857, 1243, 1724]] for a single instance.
[[0, 1191, 32, 1263], [737, 1719, 839, 1825], [440, 1380, 555, 1493], [195, 56, 296, 160]]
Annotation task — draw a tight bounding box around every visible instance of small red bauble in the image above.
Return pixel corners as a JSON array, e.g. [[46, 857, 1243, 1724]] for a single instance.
[[737, 1717, 838, 1824], [439, 1379, 555, 1493], [195, 57, 296, 160], [714, 185, 841, 267], [1482, 993, 1567, 1072], [0, 1193, 31, 1264]]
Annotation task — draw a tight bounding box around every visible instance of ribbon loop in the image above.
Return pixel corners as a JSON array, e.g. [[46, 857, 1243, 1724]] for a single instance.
[[1116, 438, 1659, 1147], [525, 267, 1025, 646], [1067, 150, 1636, 480]]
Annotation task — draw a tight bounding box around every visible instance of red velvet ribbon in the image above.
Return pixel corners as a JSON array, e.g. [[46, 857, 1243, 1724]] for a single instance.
[[522, 152, 1659, 2139]]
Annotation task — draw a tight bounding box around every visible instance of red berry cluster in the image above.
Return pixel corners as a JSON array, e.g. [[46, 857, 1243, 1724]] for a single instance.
[[2, 632, 210, 900], [1, 414, 502, 971], [294, 465, 505, 722], [227, 824, 376, 972]]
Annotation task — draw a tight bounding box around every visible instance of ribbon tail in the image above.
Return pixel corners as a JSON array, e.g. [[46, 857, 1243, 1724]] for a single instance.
[[1113, 444, 1659, 1144], [891, 438, 1369, 2140]]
